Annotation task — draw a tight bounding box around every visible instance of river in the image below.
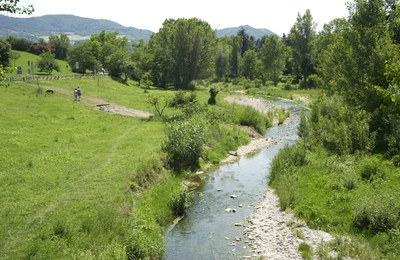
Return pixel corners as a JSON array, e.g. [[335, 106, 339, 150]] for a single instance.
[[164, 97, 302, 259]]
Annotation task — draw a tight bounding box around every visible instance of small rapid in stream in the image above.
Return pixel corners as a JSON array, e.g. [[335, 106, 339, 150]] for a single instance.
[[164, 98, 303, 259]]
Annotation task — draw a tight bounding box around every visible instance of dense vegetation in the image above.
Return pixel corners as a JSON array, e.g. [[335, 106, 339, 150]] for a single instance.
[[269, 0, 400, 259], [1, 0, 400, 259]]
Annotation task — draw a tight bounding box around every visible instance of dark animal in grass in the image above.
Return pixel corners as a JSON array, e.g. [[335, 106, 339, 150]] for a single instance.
[[45, 89, 54, 94]]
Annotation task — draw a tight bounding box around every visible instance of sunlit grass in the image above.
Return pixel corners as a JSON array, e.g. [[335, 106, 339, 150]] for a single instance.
[[0, 82, 171, 258]]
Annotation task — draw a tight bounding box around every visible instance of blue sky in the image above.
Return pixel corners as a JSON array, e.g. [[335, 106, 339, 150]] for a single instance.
[[11, 0, 350, 35]]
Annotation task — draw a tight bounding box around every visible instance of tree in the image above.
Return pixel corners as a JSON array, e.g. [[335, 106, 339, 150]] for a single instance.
[[68, 42, 100, 74], [149, 18, 216, 89], [6, 36, 31, 52], [88, 31, 129, 68], [260, 35, 287, 86], [49, 34, 70, 60], [314, 18, 350, 92], [106, 48, 133, 82], [287, 9, 317, 88], [37, 51, 59, 74], [240, 49, 258, 80], [10, 51, 20, 66], [230, 36, 241, 78], [237, 28, 255, 56], [215, 41, 230, 80], [0, 38, 11, 68], [132, 39, 152, 85], [0, 0, 34, 14], [319, 0, 397, 111], [30, 38, 52, 55]]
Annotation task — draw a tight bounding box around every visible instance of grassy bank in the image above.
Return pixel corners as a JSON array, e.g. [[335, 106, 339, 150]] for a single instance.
[[0, 77, 271, 258], [269, 95, 400, 259]]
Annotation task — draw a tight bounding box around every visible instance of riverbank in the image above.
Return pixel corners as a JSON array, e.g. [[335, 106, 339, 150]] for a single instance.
[[225, 95, 336, 259], [244, 189, 335, 259]]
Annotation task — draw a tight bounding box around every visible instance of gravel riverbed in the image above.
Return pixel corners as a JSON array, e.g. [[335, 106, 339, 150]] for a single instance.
[[226, 95, 336, 259]]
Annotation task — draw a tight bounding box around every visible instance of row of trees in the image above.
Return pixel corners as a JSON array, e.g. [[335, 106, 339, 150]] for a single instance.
[[315, 0, 400, 155], [1, 11, 317, 87], [59, 14, 314, 88]]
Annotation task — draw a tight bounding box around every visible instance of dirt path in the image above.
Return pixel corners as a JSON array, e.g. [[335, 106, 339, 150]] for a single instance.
[[42, 85, 153, 118], [225, 96, 336, 259]]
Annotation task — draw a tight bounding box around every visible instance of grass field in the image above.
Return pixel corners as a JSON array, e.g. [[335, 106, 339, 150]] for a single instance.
[[8, 51, 71, 76], [0, 80, 182, 258], [0, 75, 262, 258]]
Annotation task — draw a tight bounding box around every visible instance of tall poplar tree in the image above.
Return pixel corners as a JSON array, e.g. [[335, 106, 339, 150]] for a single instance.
[[260, 35, 287, 86], [287, 9, 316, 88]]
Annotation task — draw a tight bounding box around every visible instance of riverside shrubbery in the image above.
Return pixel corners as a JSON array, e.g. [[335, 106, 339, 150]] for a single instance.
[[234, 105, 271, 134], [353, 194, 400, 234], [306, 95, 375, 155], [161, 91, 269, 170], [162, 120, 205, 171], [169, 188, 191, 216], [269, 94, 400, 258]]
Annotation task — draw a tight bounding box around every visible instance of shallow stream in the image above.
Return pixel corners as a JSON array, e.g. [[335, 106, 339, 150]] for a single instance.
[[164, 98, 302, 259]]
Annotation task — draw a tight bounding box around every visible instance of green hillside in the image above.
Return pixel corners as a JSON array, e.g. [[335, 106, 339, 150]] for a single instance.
[[8, 51, 70, 76], [0, 14, 153, 42]]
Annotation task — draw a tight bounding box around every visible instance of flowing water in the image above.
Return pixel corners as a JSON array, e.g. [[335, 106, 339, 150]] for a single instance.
[[164, 99, 303, 259]]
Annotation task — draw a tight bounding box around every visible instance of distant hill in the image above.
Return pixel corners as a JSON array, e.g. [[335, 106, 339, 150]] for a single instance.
[[0, 14, 154, 43], [217, 25, 276, 39], [0, 15, 275, 44]]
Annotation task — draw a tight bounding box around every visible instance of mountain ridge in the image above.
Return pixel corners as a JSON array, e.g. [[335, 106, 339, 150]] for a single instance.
[[0, 14, 276, 43]]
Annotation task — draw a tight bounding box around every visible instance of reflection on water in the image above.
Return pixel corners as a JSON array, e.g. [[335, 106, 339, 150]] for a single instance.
[[164, 99, 302, 260]]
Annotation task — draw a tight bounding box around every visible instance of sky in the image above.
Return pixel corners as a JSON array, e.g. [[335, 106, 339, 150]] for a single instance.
[[10, 0, 351, 36]]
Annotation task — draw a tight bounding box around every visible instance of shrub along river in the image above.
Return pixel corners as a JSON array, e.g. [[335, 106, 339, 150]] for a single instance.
[[164, 98, 302, 259]]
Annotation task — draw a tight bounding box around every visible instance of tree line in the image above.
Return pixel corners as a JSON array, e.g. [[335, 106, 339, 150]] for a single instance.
[[0, 10, 319, 87], [1, 0, 399, 153]]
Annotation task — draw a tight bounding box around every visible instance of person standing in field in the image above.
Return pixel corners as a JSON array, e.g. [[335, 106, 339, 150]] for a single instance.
[[77, 87, 82, 101], [74, 88, 78, 101]]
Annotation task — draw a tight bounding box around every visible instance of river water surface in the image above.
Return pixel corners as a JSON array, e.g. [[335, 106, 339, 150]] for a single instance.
[[165, 98, 302, 259]]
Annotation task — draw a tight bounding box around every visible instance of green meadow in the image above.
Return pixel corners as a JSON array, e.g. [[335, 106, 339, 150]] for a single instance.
[[0, 79, 177, 258], [8, 51, 71, 76], [1, 73, 271, 258]]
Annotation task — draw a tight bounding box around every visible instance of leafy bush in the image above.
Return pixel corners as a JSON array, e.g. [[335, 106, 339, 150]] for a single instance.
[[235, 105, 271, 134], [274, 174, 298, 210], [162, 120, 205, 170], [353, 194, 400, 234], [393, 155, 400, 167], [169, 91, 197, 108], [169, 188, 191, 216], [308, 95, 375, 155], [358, 157, 385, 182], [208, 86, 219, 105], [298, 109, 310, 139]]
